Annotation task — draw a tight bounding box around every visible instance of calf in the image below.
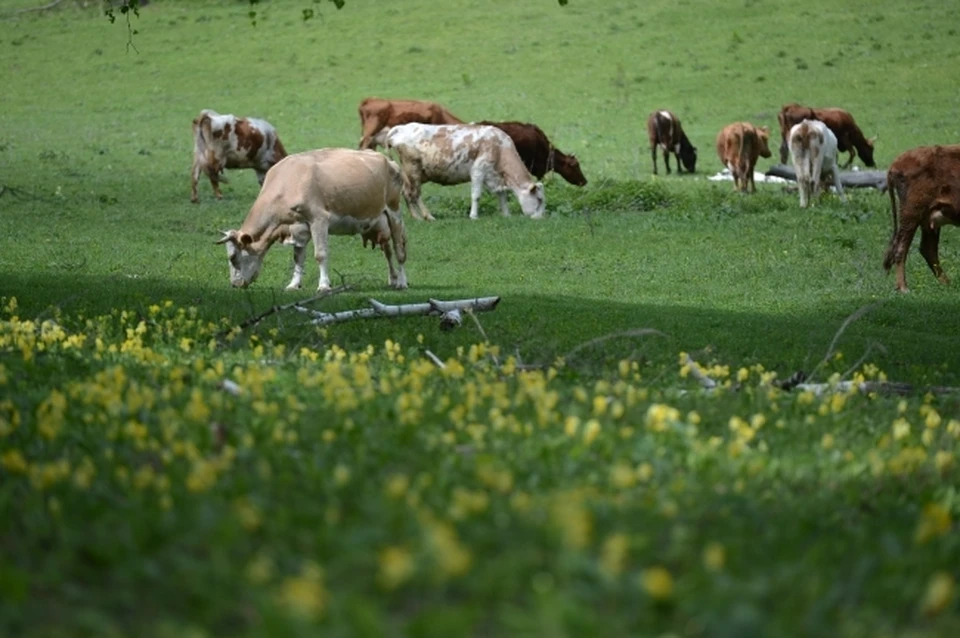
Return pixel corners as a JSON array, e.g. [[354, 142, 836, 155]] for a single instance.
[[646, 110, 697, 175], [777, 103, 876, 168], [216, 148, 407, 292], [715, 122, 772, 193], [357, 97, 463, 150], [474, 121, 587, 186], [386, 123, 546, 221], [190, 109, 287, 203], [788, 119, 846, 208], [882, 145, 960, 292]]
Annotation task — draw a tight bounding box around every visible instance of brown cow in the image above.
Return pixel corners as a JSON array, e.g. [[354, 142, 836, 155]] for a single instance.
[[646, 110, 697, 175], [190, 109, 287, 203], [715, 122, 772, 193], [776, 103, 876, 168], [357, 98, 463, 150], [474, 121, 587, 186], [882, 145, 960, 292]]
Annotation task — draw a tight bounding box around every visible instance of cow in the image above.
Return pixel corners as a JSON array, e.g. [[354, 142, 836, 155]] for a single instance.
[[216, 148, 408, 292], [385, 123, 546, 221], [357, 97, 463, 151], [715, 122, 773, 193], [473, 121, 587, 186], [788, 120, 846, 208], [777, 103, 876, 168], [646, 110, 697, 175], [882, 145, 960, 292], [190, 109, 287, 203]]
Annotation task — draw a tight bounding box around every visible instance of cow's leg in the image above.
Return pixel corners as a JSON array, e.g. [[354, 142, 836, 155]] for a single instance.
[[664, 149, 673, 175], [496, 192, 512, 217], [831, 164, 847, 203], [190, 159, 202, 203], [651, 145, 659, 175], [779, 139, 790, 165], [285, 243, 307, 291], [401, 167, 435, 221], [208, 169, 223, 200], [891, 221, 919, 292], [840, 148, 855, 170], [919, 226, 949, 285], [468, 166, 487, 220], [358, 120, 381, 150], [309, 220, 332, 292], [385, 209, 408, 289]]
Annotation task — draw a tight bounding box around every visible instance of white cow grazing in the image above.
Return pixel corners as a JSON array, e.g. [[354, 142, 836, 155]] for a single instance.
[[385, 123, 546, 220], [191, 109, 287, 203], [788, 119, 847, 208], [216, 148, 408, 292]]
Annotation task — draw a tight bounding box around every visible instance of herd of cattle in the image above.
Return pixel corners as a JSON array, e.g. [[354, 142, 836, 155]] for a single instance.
[[193, 99, 959, 294]]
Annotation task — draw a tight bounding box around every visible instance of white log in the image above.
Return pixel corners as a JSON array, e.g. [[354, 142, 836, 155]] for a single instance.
[[308, 296, 501, 326]]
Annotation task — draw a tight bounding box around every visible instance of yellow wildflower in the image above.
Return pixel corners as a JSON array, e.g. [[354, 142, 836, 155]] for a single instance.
[[1, 449, 28, 474], [378, 546, 415, 590], [640, 566, 674, 601], [920, 572, 955, 617], [915, 503, 952, 545], [600, 533, 629, 578], [278, 562, 327, 619], [703, 542, 726, 571]]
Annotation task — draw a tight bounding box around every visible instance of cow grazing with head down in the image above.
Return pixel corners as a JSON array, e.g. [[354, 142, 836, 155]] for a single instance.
[[777, 103, 876, 168], [646, 110, 697, 175], [788, 119, 847, 208], [883, 145, 960, 293], [357, 98, 463, 151], [190, 109, 287, 203], [474, 121, 587, 186], [216, 148, 408, 292], [715, 122, 773, 193], [386, 123, 546, 221]]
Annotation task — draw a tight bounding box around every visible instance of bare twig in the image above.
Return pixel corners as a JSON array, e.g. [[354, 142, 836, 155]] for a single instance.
[[681, 353, 718, 390], [808, 302, 883, 383], [563, 328, 667, 361], [840, 340, 887, 381], [220, 285, 350, 337], [424, 350, 446, 369]]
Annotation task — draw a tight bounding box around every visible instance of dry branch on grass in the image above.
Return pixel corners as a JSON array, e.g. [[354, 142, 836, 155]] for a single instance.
[[301, 296, 501, 327]]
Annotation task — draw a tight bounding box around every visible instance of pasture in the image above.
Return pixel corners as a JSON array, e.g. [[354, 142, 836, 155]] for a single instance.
[[1, 0, 959, 635]]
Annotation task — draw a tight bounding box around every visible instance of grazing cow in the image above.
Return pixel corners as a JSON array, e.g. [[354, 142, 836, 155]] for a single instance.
[[788, 120, 847, 208], [474, 121, 587, 186], [385, 123, 546, 221], [715, 122, 773, 193], [646, 110, 697, 175], [190, 109, 287, 203], [882, 145, 960, 292], [777, 103, 876, 168], [357, 97, 463, 150], [216, 148, 408, 292]]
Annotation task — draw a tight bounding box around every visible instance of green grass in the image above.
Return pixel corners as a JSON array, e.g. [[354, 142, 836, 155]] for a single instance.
[[1, 1, 960, 636]]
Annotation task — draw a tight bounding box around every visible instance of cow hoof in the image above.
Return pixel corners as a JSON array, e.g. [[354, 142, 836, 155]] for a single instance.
[[284, 284, 302, 291]]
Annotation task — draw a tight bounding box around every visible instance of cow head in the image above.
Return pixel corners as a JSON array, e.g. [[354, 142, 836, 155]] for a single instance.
[[757, 126, 773, 159], [216, 230, 264, 288], [679, 138, 698, 173], [860, 135, 877, 168], [558, 154, 588, 186], [518, 182, 546, 219]]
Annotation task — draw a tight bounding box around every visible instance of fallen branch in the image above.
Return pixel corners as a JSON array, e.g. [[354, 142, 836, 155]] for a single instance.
[[221, 285, 350, 336], [808, 302, 883, 383], [424, 349, 446, 369], [305, 296, 501, 326], [682, 353, 719, 390], [765, 164, 888, 191], [792, 381, 960, 397]]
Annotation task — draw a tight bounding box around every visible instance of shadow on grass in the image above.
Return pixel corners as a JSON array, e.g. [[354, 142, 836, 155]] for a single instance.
[[3, 270, 959, 386]]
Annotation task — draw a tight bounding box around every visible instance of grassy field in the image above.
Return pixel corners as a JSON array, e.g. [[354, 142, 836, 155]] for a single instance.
[[2, 1, 960, 636]]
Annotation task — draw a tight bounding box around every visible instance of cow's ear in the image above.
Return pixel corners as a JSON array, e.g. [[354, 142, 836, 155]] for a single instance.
[[215, 230, 236, 245], [868, 136, 877, 146], [759, 126, 770, 135], [239, 233, 253, 247]]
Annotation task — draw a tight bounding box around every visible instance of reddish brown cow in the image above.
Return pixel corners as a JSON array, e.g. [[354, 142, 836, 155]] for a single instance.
[[357, 98, 463, 150], [776, 103, 876, 168], [474, 121, 587, 186], [715, 122, 772, 193], [646, 110, 697, 175], [883, 145, 960, 292]]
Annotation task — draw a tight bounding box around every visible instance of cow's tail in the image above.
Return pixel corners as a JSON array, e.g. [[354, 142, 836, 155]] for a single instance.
[[882, 172, 901, 272]]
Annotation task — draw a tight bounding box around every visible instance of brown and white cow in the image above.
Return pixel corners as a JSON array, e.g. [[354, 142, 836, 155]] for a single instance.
[[216, 148, 408, 292], [385, 123, 546, 221], [357, 98, 463, 151], [715, 122, 772, 193], [190, 109, 287, 203], [777, 103, 876, 168], [474, 121, 587, 186], [788, 119, 846, 208], [882, 145, 960, 292], [646, 110, 698, 175]]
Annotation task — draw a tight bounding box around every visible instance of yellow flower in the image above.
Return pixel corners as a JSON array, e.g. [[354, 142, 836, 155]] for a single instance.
[[582, 419, 601, 444], [610, 462, 636, 489], [278, 562, 327, 619], [378, 546, 415, 590], [821, 434, 835, 450], [915, 503, 952, 545], [920, 572, 955, 617], [564, 415, 580, 437], [702, 542, 726, 572], [333, 464, 351, 486], [246, 554, 275, 585], [1, 450, 28, 474], [640, 566, 674, 601], [600, 533, 629, 578]]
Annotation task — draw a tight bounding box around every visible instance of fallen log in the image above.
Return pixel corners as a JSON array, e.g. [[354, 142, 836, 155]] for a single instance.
[[299, 296, 501, 327], [765, 164, 887, 191]]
